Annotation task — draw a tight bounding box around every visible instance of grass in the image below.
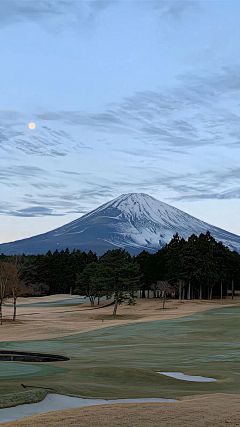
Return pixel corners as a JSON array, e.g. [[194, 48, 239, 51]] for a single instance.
[[0, 306, 239, 407], [0, 389, 47, 409]]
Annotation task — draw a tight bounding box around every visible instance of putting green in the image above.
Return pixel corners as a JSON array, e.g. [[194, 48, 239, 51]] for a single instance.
[[0, 361, 68, 379], [0, 306, 239, 407], [0, 362, 41, 378]]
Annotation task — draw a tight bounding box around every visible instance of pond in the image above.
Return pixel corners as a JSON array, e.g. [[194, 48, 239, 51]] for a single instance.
[[0, 393, 178, 423], [157, 372, 217, 382]]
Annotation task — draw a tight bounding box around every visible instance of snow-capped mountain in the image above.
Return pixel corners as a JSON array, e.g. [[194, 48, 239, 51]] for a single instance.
[[0, 193, 240, 255]]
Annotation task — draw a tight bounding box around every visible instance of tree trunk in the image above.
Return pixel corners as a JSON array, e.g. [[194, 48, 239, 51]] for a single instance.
[[182, 287, 185, 299], [179, 283, 181, 300], [187, 282, 191, 300], [199, 284, 202, 299], [0, 299, 2, 325], [210, 287, 212, 300], [113, 299, 118, 316], [98, 296, 100, 306], [232, 278, 234, 299], [208, 286, 210, 300], [69, 285, 73, 295], [162, 292, 166, 309], [142, 289, 146, 298], [13, 296, 17, 321], [147, 289, 150, 299], [220, 282, 223, 299]]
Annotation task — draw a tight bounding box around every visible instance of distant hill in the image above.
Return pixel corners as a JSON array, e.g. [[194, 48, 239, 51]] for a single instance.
[[0, 193, 239, 255]]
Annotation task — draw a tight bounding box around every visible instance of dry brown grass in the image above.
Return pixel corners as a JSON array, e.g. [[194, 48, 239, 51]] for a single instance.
[[2, 394, 240, 427], [1, 295, 240, 341]]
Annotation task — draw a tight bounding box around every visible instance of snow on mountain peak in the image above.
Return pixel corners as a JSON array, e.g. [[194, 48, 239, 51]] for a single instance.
[[103, 192, 198, 229], [0, 193, 239, 255], [87, 192, 240, 253], [101, 193, 173, 219]]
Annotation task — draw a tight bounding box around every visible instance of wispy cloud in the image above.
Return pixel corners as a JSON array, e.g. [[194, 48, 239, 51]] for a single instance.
[[0, 162, 239, 218], [0, 120, 94, 157], [36, 66, 240, 152], [0, 165, 46, 181], [164, 167, 240, 202], [153, 0, 200, 18], [0, 165, 65, 190], [0, 0, 199, 32], [0, 0, 111, 31], [7, 206, 64, 217], [1, 66, 239, 217]]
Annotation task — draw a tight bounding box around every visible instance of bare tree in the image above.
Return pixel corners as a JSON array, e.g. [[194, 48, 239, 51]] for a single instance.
[[155, 280, 176, 309], [0, 262, 28, 322], [0, 264, 8, 325], [11, 256, 29, 320], [0, 263, 15, 324], [11, 278, 28, 321]]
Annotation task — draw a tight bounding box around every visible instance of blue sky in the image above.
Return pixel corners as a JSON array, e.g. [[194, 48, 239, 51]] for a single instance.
[[0, 0, 239, 243]]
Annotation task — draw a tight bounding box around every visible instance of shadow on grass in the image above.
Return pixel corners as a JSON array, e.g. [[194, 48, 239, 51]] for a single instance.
[[93, 314, 142, 321]]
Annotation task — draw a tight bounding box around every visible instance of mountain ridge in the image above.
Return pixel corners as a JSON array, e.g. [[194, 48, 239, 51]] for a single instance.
[[0, 193, 239, 255]]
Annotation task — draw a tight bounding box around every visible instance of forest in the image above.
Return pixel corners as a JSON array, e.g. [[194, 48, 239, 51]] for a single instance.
[[0, 231, 240, 318]]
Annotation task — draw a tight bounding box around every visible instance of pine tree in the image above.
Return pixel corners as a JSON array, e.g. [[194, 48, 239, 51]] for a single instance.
[[99, 249, 140, 315]]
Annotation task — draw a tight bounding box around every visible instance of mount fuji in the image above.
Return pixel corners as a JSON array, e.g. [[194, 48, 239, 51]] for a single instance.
[[0, 193, 240, 255]]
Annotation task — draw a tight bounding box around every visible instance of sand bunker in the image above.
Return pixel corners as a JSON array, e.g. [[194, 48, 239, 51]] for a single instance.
[[157, 372, 217, 382], [0, 393, 178, 423]]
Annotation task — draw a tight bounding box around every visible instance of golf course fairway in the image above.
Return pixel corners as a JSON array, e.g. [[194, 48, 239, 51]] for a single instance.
[[0, 305, 239, 409]]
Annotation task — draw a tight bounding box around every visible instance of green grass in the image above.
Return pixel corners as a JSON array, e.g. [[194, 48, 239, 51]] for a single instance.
[[0, 361, 68, 379], [0, 306, 239, 407]]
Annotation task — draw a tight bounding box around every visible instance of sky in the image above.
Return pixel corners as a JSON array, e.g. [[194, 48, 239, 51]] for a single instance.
[[0, 0, 239, 243]]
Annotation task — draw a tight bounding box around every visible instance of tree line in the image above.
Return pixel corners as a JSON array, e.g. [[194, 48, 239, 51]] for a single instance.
[[0, 231, 239, 320]]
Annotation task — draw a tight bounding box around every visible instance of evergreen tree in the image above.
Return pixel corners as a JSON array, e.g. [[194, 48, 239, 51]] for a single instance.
[[75, 262, 102, 306], [136, 251, 155, 297], [165, 234, 185, 276], [99, 249, 140, 315]]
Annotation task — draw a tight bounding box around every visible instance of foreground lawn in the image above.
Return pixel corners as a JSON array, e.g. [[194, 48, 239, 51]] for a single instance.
[[0, 306, 239, 407]]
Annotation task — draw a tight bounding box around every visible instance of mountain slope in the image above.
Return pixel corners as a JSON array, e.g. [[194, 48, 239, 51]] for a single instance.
[[0, 193, 239, 255]]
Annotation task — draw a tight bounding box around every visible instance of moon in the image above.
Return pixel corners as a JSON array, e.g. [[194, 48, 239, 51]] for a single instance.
[[28, 122, 36, 130]]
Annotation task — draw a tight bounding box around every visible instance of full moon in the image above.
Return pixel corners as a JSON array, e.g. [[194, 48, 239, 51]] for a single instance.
[[28, 122, 36, 130]]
